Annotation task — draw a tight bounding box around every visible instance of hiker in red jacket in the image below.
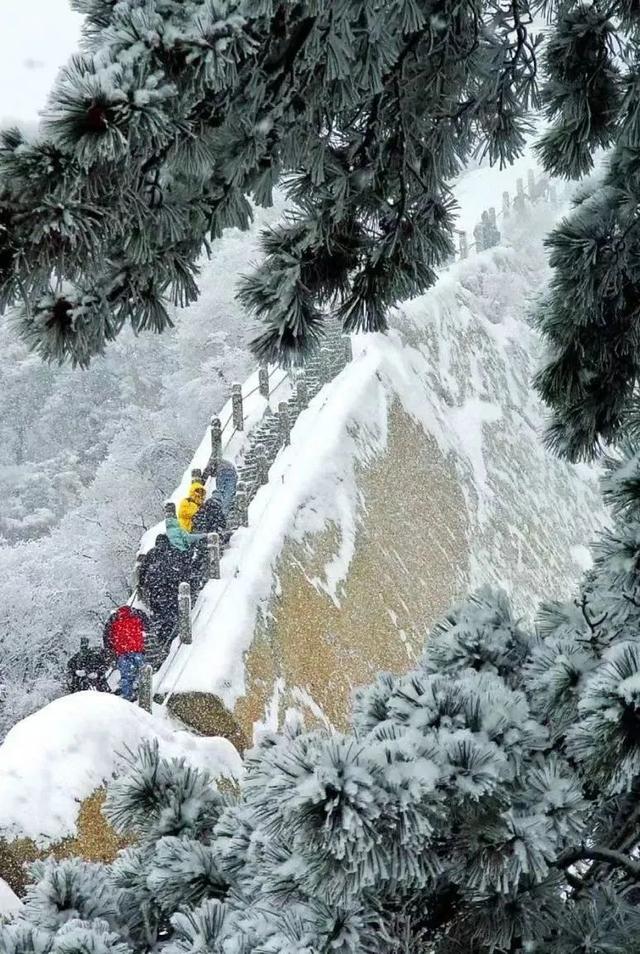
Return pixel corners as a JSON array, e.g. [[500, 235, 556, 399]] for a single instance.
[[103, 606, 148, 702]]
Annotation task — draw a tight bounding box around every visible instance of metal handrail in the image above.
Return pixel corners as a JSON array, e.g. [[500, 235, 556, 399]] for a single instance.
[[268, 372, 290, 399]]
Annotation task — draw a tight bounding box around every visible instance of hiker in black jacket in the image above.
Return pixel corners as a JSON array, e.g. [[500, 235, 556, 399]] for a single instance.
[[192, 492, 227, 537], [190, 491, 228, 592], [66, 637, 111, 694], [138, 534, 183, 663]]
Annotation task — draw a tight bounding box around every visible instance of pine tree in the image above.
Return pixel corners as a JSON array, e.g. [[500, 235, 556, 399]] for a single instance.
[[1, 3, 636, 430], [8, 569, 640, 953], [0, 0, 542, 367], [532, 0, 640, 460]]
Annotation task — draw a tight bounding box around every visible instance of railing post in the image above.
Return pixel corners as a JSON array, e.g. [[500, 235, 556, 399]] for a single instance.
[[138, 664, 153, 712], [278, 402, 291, 446], [485, 207, 499, 249], [232, 383, 244, 431], [319, 345, 332, 381], [343, 336, 353, 367], [502, 191, 510, 218], [473, 217, 486, 252], [235, 490, 248, 528], [514, 178, 525, 215], [258, 365, 270, 399], [296, 371, 308, 411], [255, 445, 268, 486], [207, 533, 220, 580], [458, 231, 468, 259], [209, 416, 222, 472], [178, 582, 192, 644], [527, 168, 536, 201], [133, 555, 143, 593]]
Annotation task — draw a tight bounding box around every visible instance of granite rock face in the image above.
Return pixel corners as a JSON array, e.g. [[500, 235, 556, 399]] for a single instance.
[[170, 205, 605, 739]]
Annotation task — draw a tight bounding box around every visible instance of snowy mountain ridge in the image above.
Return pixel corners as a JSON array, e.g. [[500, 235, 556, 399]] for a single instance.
[[0, 157, 605, 858], [150, 171, 605, 743]]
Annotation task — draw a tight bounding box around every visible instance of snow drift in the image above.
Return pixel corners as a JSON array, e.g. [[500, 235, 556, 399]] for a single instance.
[[0, 692, 240, 845], [0, 877, 21, 918]]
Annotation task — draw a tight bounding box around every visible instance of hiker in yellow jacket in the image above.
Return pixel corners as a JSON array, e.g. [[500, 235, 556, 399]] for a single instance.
[[178, 482, 206, 532]]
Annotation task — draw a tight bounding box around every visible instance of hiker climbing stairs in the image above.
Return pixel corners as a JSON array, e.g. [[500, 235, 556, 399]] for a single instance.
[[99, 168, 569, 732]]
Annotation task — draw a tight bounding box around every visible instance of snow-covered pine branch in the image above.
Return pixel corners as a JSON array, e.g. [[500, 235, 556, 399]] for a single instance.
[[8, 568, 640, 952], [1, 0, 540, 366]]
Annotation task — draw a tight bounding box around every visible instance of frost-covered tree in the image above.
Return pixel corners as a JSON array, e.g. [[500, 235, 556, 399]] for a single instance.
[[0, 1, 635, 422], [532, 1, 640, 460], [8, 578, 640, 953], [0, 205, 272, 740], [0, 0, 543, 367]]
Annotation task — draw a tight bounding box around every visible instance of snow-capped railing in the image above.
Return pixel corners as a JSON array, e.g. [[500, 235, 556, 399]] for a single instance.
[[454, 170, 563, 261], [135, 167, 561, 713], [133, 322, 351, 580], [135, 323, 352, 708]]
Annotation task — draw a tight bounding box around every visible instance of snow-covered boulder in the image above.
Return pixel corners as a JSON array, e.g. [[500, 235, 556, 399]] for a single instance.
[[0, 692, 241, 846]]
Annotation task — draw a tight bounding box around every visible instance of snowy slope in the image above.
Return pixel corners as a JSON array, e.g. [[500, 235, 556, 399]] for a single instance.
[[156, 170, 605, 739], [0, 877, 21, 918], [0, 160, 604, 847], [0, 692, 240, 845]]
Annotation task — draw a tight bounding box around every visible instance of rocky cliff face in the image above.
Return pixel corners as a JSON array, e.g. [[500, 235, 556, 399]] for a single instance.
[[169, 201, 605, 740], [231, 402, 469, 734], [0, 173, 607, 881]]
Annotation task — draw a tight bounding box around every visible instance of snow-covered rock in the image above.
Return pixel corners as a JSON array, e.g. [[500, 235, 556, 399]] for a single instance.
[[156, 191, 605, 741], [0, 877, 21, 918], [0, 692, 241, 845]]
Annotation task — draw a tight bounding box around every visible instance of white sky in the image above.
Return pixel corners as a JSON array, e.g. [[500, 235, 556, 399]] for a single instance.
[[0, 0, 82, 123]]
